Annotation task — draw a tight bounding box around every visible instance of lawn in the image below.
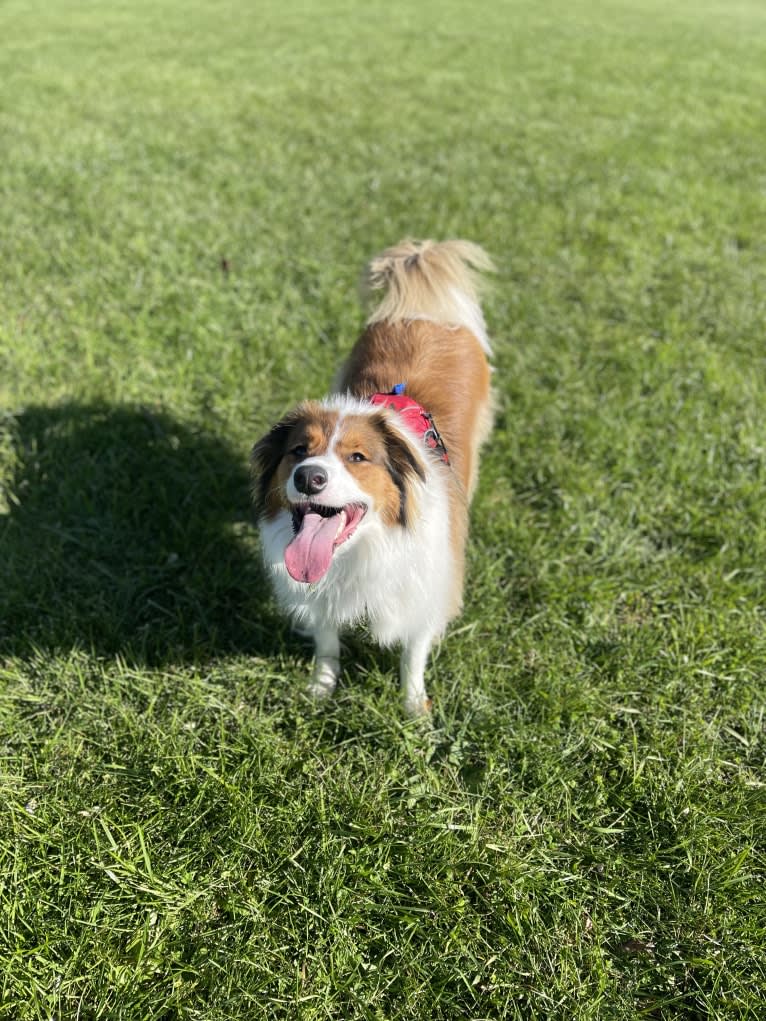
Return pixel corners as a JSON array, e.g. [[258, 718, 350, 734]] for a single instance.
[[1, 0, 765, 1017]]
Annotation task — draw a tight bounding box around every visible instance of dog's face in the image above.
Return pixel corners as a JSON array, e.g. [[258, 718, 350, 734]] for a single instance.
[[251, 401, 425, 584]]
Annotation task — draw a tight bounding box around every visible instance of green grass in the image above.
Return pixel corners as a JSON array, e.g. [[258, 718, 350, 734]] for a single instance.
[[1, 0, 765, 1017]]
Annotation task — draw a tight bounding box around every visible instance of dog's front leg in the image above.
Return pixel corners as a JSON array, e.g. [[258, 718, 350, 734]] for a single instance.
[[306, 624, 341, 699], [400, 634, 434, 717]]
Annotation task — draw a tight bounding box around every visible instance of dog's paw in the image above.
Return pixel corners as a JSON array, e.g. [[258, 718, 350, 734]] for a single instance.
[[306, 657, 339, 700], [306, 679, 335, 700], [403, 695, 433, 719]]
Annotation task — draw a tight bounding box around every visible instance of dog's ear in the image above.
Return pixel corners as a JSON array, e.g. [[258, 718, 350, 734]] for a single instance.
[[250, 412, 298, 517], [376, 416, 426, 528]]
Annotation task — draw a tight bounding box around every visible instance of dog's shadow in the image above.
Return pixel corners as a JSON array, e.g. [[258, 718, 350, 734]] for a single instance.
[[0, 401, 292, 664]]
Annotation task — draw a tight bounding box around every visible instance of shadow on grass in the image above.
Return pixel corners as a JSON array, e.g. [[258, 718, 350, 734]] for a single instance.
[[0, 401, 293, 664]]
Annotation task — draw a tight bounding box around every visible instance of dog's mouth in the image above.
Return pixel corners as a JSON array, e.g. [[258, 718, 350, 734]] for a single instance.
[[285, 501, 367, 584]]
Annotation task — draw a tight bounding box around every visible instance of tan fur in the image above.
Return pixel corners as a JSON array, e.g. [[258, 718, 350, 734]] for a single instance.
[[339, 238, 494, 620], [336, 417, 407, 527], [336, 319, 492, 619], [337, 321, 491, 497], [365, 238, 494, 332]]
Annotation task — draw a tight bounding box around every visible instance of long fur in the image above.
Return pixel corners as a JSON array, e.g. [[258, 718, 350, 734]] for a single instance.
[[260, 430, 451, 647], [364, 238, 494, 355], [252, 239, 494, 715]]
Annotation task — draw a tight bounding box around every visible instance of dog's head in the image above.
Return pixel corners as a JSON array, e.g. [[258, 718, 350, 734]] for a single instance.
[[251, 399, 426, 584]]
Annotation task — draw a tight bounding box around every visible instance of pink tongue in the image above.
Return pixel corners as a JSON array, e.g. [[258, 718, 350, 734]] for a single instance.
[[284, 510, 341, 583]]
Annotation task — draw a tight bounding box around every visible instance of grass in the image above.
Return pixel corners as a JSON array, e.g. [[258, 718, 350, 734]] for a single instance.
[[1, 0, 765, 1017]]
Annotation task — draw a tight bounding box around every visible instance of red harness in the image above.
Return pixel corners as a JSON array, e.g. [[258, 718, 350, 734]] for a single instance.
[[369, 386, 450, 464]]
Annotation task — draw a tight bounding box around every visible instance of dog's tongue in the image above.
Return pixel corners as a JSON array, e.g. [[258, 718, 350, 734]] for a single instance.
[[285, 509, 342, 583]]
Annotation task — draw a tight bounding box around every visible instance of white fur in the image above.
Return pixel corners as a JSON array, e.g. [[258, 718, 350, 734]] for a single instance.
[[447, 287, 492, 356], [285, 450, 366, 508], [259, 404, 453, 715], [379, 289, 491, 359]]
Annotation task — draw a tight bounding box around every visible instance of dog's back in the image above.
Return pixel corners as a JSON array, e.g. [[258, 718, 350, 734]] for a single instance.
[[335, 239, 494, 501]]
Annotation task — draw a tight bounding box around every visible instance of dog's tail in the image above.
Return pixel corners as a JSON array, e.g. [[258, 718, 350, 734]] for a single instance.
[[363, 238, 494, 356]]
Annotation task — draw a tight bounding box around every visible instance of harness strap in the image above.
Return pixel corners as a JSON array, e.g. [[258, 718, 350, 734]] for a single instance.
[[369, 385, 450, 465]]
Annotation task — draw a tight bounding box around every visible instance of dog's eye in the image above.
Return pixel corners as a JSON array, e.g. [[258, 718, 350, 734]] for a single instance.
[[290, 444, 308, 459], [348, 452, 367, 463]]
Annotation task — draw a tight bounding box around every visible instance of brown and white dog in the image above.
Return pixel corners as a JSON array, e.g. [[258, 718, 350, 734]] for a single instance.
[[251, 239, 493, 715]]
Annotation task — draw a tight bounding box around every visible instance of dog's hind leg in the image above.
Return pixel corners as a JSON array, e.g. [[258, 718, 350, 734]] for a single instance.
[[400, 633, 435, 717], [307, 624, 341, 699]]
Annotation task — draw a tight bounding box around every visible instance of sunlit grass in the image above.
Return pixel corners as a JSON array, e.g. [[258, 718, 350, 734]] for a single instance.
[[1, 0, 765, 1017]]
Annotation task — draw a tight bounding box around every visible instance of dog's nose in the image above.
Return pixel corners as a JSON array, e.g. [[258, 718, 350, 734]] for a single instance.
[[294, 464, 328, 496]]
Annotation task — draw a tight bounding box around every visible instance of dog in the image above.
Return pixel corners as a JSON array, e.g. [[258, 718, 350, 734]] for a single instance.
[[251, 239, 494, 715]]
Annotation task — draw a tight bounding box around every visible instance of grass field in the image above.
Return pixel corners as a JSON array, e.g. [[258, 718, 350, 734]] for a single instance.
[[2, 0, 766, 1017]]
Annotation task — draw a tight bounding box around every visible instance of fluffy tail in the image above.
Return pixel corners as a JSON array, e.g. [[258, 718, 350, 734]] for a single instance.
[[364, 238, 494, 355]]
